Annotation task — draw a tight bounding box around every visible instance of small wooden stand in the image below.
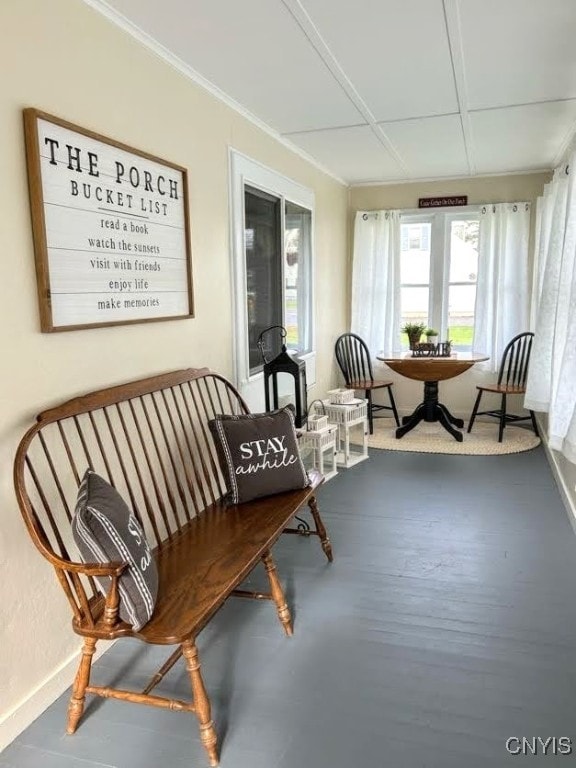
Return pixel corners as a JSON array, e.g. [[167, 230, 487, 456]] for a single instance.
[[319, 399, 369, 468]]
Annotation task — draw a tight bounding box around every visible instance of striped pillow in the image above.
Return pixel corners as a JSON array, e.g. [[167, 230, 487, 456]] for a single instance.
[[72, 470, 158, 631]]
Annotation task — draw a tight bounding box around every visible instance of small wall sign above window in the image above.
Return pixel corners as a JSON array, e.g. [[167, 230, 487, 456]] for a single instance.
[[23, 108, 194, 332], [418, 195, 468, 209]]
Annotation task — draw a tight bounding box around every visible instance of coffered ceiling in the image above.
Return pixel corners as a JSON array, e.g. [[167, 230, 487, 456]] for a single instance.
[[87, 0, 576, 185]]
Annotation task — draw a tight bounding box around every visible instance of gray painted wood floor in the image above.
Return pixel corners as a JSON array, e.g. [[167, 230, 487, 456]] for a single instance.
[[4, 443, 576, 767]]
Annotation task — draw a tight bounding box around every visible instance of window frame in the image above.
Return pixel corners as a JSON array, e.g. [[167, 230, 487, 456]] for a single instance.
[[229, 150, 316, 403]]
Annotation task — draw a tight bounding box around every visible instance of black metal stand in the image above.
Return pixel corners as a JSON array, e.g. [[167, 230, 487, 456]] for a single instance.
[[396, 380, 464, 442]]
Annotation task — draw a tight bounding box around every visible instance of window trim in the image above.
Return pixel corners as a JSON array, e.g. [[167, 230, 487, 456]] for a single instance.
[[229, 150, 316, 396]]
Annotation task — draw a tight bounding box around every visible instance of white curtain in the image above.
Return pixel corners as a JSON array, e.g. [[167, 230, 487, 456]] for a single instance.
[[473, 203, 531, 372], [525, 154, 576, 463], [530, 181, 559, 327], [351, 210, 401, 358]]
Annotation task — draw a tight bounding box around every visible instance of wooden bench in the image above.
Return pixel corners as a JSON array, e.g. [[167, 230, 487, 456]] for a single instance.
[[13, 368, 333, 766]]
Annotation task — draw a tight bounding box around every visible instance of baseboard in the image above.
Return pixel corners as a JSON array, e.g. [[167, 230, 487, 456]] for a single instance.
[[537, 415, 576, 535], [0, 641, 112, 752]]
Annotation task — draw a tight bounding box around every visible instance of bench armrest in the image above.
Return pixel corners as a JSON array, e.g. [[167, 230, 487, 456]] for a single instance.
[[60, 560, 129, 629], [62, 559, 129, 578]]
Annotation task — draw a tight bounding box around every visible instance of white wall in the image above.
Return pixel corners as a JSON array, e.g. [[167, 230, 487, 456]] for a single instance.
[[0, 0, 348, 747]]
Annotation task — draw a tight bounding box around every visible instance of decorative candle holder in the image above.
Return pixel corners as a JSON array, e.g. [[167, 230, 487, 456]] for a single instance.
[[317, 398, 369, 468], [306, 399, 329, 432], [327, 388, 355, 405], [298, 424, 338, 481]]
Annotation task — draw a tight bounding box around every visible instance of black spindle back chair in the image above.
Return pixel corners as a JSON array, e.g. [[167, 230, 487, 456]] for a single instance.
[[334, 333, 399, 434], [467, 332, 539, 442]]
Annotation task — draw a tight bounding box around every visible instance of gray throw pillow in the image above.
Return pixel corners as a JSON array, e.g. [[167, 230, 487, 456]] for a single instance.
[[209, 407, 310, 505], [72, 469, 158, 631]]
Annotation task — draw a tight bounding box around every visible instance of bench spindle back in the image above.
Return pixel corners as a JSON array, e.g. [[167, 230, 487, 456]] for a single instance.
[[15, 368, 248, 628]]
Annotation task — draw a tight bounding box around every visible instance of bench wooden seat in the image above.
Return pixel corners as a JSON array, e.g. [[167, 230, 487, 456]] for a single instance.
[[14, 368, 332, 766]]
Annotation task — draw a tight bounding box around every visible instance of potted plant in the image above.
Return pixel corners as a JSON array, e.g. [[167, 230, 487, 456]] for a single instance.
[[425, 327, 439, 345], [402, 321, 427, 350]]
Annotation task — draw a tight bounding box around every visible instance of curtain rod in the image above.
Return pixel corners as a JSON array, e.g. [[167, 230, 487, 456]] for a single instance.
[[481, 203, 530, 214], [361, 212, 392, 220], [361, 201, 532, 219]]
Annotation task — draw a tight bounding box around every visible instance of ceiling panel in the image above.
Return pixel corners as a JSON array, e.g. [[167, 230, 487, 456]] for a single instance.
[[287, 126, 405, 183], [459, 0, 576, 110], [299, 0, 458, 122], [103, 0, 364, 133], [91, 0, 576, 183], [380, 114, 469, 178], [471, 101, 576, 174]]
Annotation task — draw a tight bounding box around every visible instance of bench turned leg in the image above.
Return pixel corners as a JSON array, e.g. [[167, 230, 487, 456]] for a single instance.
[[262, 551, 293, 636], [182, 640, 219, 767], [67, 637, 97, 734], [308, 496, 333, 563]]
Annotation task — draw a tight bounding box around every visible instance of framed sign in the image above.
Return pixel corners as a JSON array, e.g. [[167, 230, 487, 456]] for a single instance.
[[23, 108, 194, 332], [418, 195, 468, 209]]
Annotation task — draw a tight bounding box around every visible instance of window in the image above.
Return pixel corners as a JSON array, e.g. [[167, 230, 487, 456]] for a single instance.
[[400, 220, 431, 330], [400, 209, 479, 349], [284, 201, 312, 353], [244, 190, 312, 373], [447, 218, 478, 348], [230, 151, 315, 411], [244, 186, 283, 373]]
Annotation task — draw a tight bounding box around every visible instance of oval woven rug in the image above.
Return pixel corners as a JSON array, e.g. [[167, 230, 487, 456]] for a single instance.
[[367, 420, 540, 456]]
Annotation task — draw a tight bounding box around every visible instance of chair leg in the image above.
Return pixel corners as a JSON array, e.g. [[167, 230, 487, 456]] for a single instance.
[[366, 390, 374, 434], [262, 551, 293, 636], [308, 495, 333, 562], [498, 394, 507, 443], [182, 639, 219, 767], [387, 385, 400, 427], [67, 637, 97, 734], [530, 410, 539, 437], [467, 390, 483, 433]]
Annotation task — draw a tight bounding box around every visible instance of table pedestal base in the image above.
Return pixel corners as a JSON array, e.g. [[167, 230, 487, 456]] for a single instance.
[[396, 381, 464, 442]]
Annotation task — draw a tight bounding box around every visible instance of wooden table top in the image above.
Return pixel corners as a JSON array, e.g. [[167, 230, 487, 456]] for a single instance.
[[377, 352, 489, 382]]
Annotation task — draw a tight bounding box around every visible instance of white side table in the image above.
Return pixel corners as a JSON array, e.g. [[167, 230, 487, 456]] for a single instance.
[[318, 399, 369, 468], [298, 424, 338, 481]]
